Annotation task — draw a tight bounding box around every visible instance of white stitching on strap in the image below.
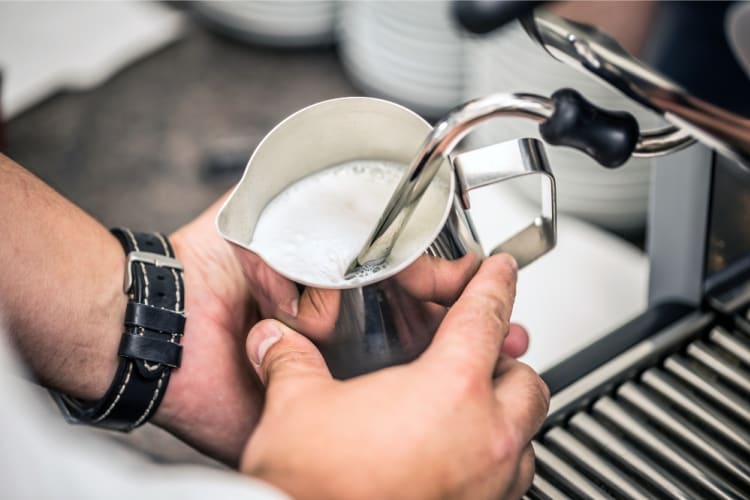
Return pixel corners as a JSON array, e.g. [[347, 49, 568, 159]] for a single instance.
[[154, 233, 182, 315], [130, 369, 167, 428], [93, 363, 133, 423], [129, 231, 181, 426], [170, 268, 182, 315], [155, 232, 170, 256]]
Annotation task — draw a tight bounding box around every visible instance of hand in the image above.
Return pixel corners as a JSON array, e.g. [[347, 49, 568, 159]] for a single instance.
[[153, 197, 526, 465], [236, 249, 530, 357], [0, 149, 528, 469], [152, 195, 265, 466], [240, 254, 549, 499]]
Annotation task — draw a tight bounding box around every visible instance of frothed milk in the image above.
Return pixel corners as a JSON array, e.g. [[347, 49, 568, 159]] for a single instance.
[[250, 160, 450, 287]]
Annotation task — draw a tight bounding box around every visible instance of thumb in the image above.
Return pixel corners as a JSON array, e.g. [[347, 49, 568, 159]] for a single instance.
[[246, 319, 332, 390]]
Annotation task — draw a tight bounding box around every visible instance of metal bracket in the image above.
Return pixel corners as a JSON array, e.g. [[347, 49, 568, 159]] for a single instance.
[[452, 138, 557, 268]]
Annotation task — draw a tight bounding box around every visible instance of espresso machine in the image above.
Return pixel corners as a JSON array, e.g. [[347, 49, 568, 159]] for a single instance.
[[455, 3, 750, 498]]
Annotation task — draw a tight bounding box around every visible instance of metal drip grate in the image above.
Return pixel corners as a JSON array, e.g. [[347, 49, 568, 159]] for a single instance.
[[526, 312, 750, 500]]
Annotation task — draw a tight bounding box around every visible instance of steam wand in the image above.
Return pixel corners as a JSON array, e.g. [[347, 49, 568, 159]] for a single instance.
[[345, 88, 693, 278]]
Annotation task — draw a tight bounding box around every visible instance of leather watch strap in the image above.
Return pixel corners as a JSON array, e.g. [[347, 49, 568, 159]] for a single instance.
[[52, 229, 185, 431]]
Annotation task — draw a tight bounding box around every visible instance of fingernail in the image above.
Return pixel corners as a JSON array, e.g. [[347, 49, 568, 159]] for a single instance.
[[280, 297, 299, 318], [250, 322, 283, 365]]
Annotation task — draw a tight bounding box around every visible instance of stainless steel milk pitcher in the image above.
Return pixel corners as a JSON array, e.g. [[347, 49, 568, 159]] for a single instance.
[[217, 97, 555, 378]]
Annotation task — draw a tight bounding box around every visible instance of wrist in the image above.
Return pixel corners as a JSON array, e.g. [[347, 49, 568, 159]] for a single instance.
[[27, 232, 126, 401], [84, 234, 129, 400]]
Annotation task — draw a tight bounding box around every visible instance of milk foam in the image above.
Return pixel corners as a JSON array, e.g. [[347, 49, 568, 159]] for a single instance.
[[250, 160, 450, 287]]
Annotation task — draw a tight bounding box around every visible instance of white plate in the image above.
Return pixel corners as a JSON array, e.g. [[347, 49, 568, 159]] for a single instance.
[[339, 22, 463, 103], [344, 28, 463, 85], [192, 1, 335, 39], [375, 1, 457, 31], [344, 50, 463, 94], [341, 66, 459, 118], [211, 14, 334, 35], [340, 52, 462, 115], [339, 44, 462, 107], [367, 21, 463, 62], [370, 6, 463, 50], [347, 9, 464, 72], [338, 0, 465, 111]]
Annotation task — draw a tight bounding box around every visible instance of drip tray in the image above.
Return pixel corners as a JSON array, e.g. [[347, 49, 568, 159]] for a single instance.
[[526, 309, 750, 499]]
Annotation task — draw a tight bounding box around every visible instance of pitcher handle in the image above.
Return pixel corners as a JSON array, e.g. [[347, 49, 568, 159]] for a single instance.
[[452, 138, 556, 268]]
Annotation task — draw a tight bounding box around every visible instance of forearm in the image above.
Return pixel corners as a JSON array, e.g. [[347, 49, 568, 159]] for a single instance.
[[0, 154, 267, 466], [0, 154, 124, 400]]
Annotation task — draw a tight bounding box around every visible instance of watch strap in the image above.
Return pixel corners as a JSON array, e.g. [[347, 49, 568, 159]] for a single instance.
[[52, 229, 185, 431]]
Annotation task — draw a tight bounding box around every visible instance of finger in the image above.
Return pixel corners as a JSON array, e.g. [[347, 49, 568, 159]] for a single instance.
[[505, 444, 536, 499], [501, 323, 529, 358], [493, 356, 550, 447], [424, 253, 518, 376], [233, 246, 300, 319], [288, 287, 341, 342], [246, 319, 332, 393], [395, 253, 480, 305]]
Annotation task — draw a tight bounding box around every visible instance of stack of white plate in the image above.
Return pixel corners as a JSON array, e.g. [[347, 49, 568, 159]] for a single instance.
[[190, 1, 336, 48], [338, 1, 465, 118], [464, 21, 665, 232]]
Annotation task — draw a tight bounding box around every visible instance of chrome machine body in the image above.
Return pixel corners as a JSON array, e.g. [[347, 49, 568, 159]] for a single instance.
[[454, 4, 750, 498]]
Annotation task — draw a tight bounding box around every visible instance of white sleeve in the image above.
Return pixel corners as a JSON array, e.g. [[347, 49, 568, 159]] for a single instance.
[[0, 337, 288, 500]]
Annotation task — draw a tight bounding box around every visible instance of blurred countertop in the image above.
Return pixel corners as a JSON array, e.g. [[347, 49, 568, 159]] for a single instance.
[[6, 19, 356, 232]]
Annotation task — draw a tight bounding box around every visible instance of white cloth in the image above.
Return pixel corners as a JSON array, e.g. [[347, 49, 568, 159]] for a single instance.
[[0, 336, 286, 500], [0, 2, 186, 119]]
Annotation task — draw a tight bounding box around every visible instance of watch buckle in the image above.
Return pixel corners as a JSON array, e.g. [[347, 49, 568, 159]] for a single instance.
[[124, 251, 183, 293]]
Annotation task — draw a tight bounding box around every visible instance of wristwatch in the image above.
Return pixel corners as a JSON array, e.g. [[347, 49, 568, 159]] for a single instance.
[[52, 228, 186, 431]]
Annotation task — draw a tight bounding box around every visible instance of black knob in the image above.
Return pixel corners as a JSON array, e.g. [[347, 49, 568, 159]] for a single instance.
[[540, 88, 639, 168]]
